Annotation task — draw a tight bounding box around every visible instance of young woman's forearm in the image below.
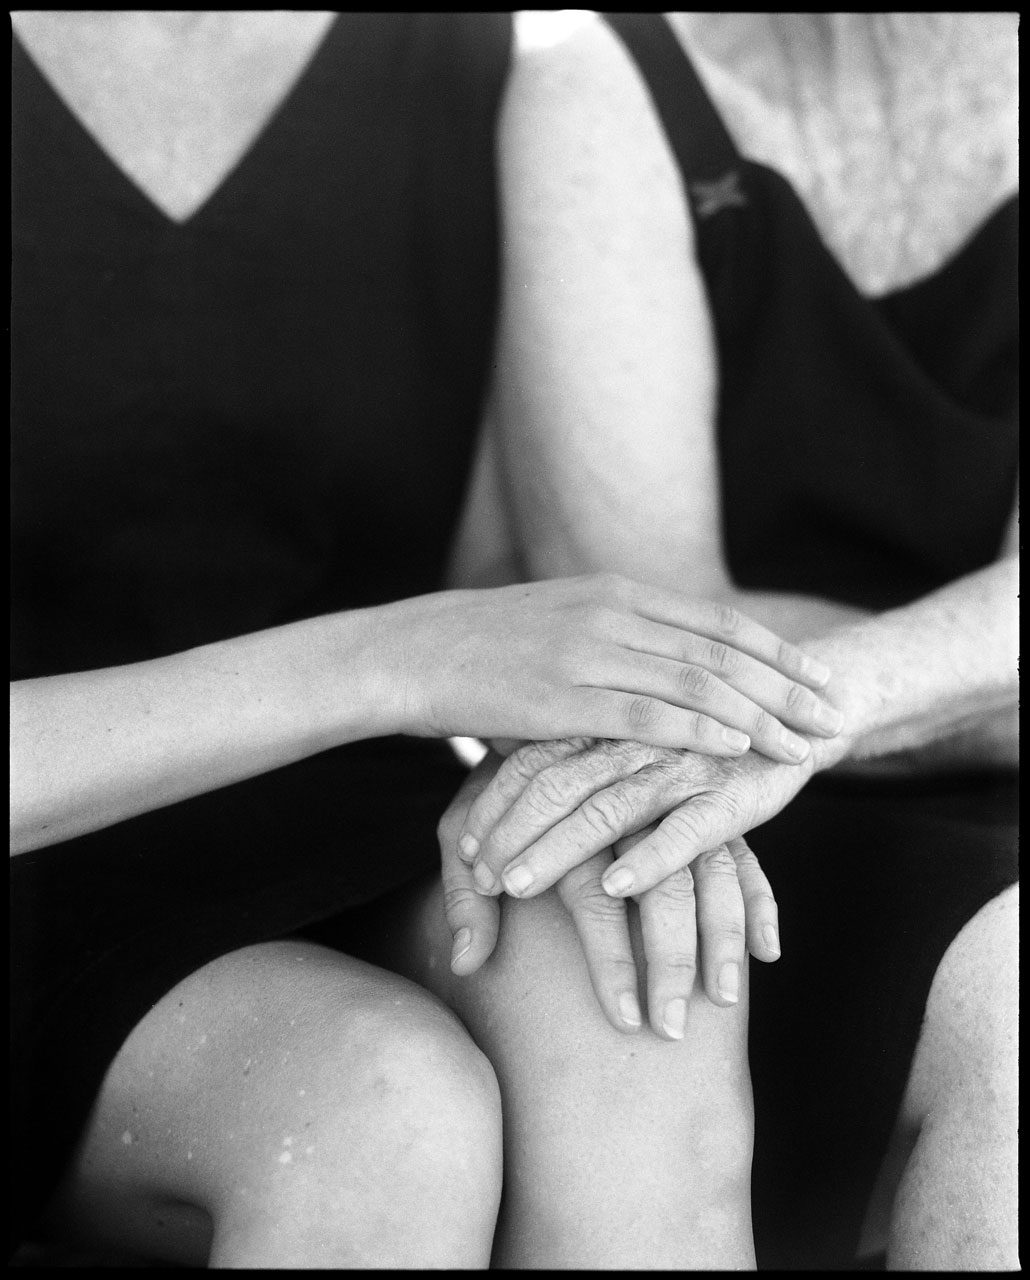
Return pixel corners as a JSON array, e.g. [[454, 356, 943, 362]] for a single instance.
[[800, 557, 1018, 773], [10, 607, 396, 856]]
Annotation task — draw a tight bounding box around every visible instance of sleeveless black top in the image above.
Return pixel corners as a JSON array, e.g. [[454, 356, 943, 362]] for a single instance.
[[604, 15, 1018, 1271], [12, 14, 509, 673], [605, 16, 1017, 614], [10, 13, 512, 1244]]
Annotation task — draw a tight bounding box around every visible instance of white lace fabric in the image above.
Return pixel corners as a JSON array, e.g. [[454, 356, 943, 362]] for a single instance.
[[667, 12, 1018, 296]]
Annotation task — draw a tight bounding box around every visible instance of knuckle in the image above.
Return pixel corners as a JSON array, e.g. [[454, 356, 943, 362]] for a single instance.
[[776, 638, 798, 672], [652, 949, 698, 974], [528, 767, 578, 812], [441, 884, 480, 918], [513, 741, 553, 776], [625, 694, 661, 732], [711, 601, 742, 638], [663, 807, 705, 848], [784, 681, 812, 716], [574, 881, 629, 924], [704, 640, 740, 678], [678, 663, 711, 699], [711, 919, 747, 944], [731, 849, 762, 880], [697, 844, 739, 876], [730, 843, 761, 873], [579, 788, 633, 840], [653, 875, 697, 907], [602, 738, 660, 772], [748, 706, 779, 741], [691, 709, 718, 742], [596, 953, 639, 982]]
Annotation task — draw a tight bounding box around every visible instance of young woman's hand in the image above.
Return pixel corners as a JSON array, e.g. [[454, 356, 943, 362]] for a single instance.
[[439, 752, 781, 1038], [382, 574, 843, 761], [454, 733, 842, 901]]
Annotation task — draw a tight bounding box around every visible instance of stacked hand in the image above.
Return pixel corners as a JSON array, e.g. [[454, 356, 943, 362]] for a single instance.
[[438, 747, 784, 1040], [392, 574, 843, 759], [431, 584, 850, 1039], [456, 736, 827, 902]]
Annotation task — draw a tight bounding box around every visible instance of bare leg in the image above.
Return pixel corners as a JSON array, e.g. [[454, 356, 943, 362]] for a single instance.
[[374, 876, 756, 1270], [42, 931, 503, 1268], [859, 884, 1019, 1270]]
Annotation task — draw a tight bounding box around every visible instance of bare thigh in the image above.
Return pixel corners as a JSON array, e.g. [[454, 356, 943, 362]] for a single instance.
[[858, 883, 1019, 1263], [42, 927, 502, 1267]]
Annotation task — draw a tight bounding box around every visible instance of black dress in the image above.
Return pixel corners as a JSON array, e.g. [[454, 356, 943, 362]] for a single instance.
[[604, 15, 1018, 1271], [10, 12, 512, 1246]]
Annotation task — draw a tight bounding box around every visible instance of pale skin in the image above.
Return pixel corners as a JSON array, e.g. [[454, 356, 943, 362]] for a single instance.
[[10, 10, 833, 1270], [12, 9, 1017, 1269], [440, 11, 1017, 1270]]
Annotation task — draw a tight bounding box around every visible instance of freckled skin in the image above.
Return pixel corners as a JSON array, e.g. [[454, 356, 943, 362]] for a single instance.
[[44, 938, 502, 1267]]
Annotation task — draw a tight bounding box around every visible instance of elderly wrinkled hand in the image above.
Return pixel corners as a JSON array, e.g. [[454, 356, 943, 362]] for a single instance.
[[439, 749, 781, 1039], [456, 735, 821, 901]]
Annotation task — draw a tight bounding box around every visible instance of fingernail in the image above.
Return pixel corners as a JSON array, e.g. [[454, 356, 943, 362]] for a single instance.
[[503, 865, 534, 897], [812, 704, 845, 735], [618, 991, 642, 1027], [663, 998, 687, 1040], [450, 927, 472, 967], [603, 867, 635, 897], [803, 658, 832, 687], [458, 834, 479, 862], [781, 731, 810, 761], [718, 963, 740, 1003], [473, 861, 496, 894], [762, 925, 781, 957], [723, 728, 750, 753]]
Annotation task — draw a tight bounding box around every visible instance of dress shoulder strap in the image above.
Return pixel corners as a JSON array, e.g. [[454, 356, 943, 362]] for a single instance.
[[603, 13, 740, 181]]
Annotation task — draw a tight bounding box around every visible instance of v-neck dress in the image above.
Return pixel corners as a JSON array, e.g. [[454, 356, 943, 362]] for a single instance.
[[604, 15, 1018, 1272], [10, 13, 512, 1244]]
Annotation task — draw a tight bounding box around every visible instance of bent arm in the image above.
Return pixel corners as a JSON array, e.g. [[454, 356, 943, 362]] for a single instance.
[[491, 12, 1017, 778]]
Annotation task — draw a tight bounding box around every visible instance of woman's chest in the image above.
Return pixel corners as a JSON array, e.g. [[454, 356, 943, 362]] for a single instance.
[[10, 11, 336, 223]]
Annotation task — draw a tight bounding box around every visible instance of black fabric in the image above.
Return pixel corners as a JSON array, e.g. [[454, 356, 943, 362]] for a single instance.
[[10, 12, 511, 1246], [604, 14, 1018, 1271], [605, 14, 1018, 613]]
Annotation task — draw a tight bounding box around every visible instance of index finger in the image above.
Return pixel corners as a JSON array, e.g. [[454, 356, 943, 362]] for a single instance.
[[472, 739, 665, 889], [455, 737, 593, 864], [556, 851, 642, 1035], [600, 791, 737, 899], [437, 757, 504, 975]]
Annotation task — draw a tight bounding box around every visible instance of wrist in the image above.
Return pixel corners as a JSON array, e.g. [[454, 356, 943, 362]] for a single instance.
[[281, 605, 410, 749], [797, 646, 882, 776], [344, 590, 465, 740]]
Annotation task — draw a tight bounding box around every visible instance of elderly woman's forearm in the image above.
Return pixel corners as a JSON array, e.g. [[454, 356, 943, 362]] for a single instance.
[[797, 558, 1018, 772]]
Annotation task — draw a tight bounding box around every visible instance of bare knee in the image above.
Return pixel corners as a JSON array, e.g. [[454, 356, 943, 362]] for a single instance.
[[54, 940, 502, 1267], [466, 889, 753, 1175], [887, 886, 1018, 1270], [323, 994, 504, 1183], [456, 890, 755, 1267], [211, 963, 503, 1263], [908, 885, 1017, 1124]]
